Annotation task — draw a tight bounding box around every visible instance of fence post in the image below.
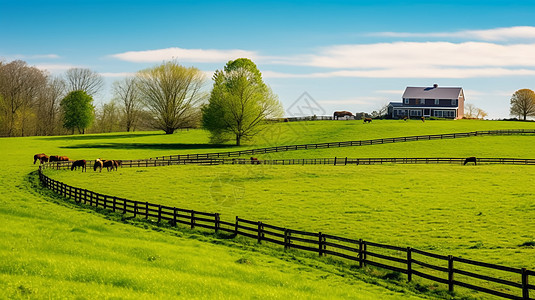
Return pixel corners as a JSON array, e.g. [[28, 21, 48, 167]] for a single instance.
[[522, 268, 529, 300], [448, 255, 454, 293], [215, 213, 220, 233], [133, 202, 137, 218], [145, 202, 149, 219], [334, 157, 337, 166], [112, 197, 116, 212], [344, 157, 347, 165], [358, 239, 366, 267], [257, 221, 263, 244], [318, 232, 325, 256], [173, 208, 178, 227], [284, 229, 290, 250], [190, 210, 195, 229], [407, 247, 412, 282]]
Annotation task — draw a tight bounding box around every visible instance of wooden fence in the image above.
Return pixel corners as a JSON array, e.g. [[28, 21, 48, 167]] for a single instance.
[[41, 157, 535, 171], [38, 168, 534, 300], [150, 129, 535, 161]]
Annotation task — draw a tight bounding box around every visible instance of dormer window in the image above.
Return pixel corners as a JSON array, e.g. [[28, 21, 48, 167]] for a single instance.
[[404, 98, 409, 104], [452, 99, 458, 106], [420, 99, 425, 105], [435, 99, 439, 105]]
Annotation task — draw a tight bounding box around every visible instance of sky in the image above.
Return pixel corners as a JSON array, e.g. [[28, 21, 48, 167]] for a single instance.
[[2, 0, 535, 119]]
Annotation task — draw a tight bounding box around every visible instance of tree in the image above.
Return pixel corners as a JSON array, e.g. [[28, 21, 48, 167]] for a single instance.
[[136, 61, 205, 134], [0, 60, 47, 136], [202, 58, 283, 146], [93, 101, 122, 133], [112, 77, 141, 132], [60, 90, 95, 134], [65, 68, 104, 96], [371, 103, 389, 119], [510, 89, 535, 121], [464, 103, 488, 119], [35, 76, 65, 135]]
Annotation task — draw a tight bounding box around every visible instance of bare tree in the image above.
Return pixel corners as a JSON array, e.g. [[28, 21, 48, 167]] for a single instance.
[[93, 101, 122, 133], [35, 76, 66, 135], [0, 60, 47, 136], [464, 103, 487, 119], [136, 61, 206, 134], [510, 89, 535, 120], [65, 68, 104, 96], [112, 77, 141, 132]]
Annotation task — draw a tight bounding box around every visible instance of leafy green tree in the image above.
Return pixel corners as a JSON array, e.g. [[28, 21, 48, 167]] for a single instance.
[[202, 58, 283, 145], [136, 61, 205, 134], [60, 90, 95, 134], [510, 89, 535, 121]]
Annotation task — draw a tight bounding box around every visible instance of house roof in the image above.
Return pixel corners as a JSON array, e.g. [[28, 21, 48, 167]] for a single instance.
[[402, 86, 462, 99], [389, 102, 403, 107]]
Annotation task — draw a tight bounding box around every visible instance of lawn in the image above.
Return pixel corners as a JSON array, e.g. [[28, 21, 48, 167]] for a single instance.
[[4, 119, 535, 299]]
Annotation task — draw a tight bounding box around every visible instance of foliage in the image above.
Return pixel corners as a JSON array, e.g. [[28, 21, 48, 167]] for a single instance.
[[203, 58, 283, 145], [136, 61, 205, 134], [60, 90, 95, 134], [92, 101, 122, 133], [510, 89, 535, 120]]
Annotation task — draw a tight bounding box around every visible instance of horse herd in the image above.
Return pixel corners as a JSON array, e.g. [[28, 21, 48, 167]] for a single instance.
[[33, 153, 121, 172]]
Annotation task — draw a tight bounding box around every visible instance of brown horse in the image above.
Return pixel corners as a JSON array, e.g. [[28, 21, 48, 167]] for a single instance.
[[421, 116, 425, 122], [49, 155, 60, 162], [94, 159, 103, 172], [113, 160, 122, 169], [403, 116, 408, 121], [103, 160, 117, 171], [363, 118, 372, 123], [58, 156, 69, 161], [333, 111, 353, 120], [40, 155, 49, 164], [71, 160, 87, 172], [250, 157, 261, 165], [34, 153, 47, 164], [464, 157, 477, 165]]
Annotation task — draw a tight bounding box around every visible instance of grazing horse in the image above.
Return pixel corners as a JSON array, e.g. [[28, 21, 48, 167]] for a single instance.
[[333, 111, 353, 120], [250, 157, 261, 165], [71, 160, 87, 172], [464, 157, 477, 165], [58, 156, 69, 161], [34, 153, 47, 164], [103, 160, 117, 171], [363, 118, 372, 123], [49, 155, 60, 162], [93, 159, 103, 172], [40, 155, 49, 164]]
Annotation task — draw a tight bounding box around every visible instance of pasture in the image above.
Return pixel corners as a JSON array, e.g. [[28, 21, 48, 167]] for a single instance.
[[3, 119, 535, 299]]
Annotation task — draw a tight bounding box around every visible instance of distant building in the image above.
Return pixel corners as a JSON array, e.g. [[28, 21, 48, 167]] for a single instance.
[[388, 84, 464, 119]]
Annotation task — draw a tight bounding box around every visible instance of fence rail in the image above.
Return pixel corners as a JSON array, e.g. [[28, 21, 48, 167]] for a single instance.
[[149, 129, 535, 161], [38, 167, 534, 300]]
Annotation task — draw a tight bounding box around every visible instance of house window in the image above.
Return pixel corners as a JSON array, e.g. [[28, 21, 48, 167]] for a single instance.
[[434, 110, 443, 117], [404, 98, 409, 104], [435, 99, 439, 105], [420, 99, 425, 105], [410, 110, 422, 116], [452, 99, 458, 106]]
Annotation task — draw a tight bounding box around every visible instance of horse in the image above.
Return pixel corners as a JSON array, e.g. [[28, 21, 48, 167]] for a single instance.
[[103, 160, 117, 171], [464, 157, 477, 165], [250, 157, 261, 165], [403, 116, 408, 121], [333, 111, 353, 120], [34, 153, 47, 164], [58, 156, 69, 161], [40, 155, 49, 164], [71, 160, 87, 172], [93, 159, 103, 172], [113, 160, 122, 169], [49, 155, 60, 162], [363, 118, 372, 123], [421, 116, 425, 122]]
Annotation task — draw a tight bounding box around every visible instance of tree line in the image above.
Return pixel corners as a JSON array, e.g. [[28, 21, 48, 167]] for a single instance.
[[0, 58, 283, 145]]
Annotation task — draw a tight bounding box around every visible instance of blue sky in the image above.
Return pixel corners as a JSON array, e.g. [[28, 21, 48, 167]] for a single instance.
[[2, 0, 535, 119]]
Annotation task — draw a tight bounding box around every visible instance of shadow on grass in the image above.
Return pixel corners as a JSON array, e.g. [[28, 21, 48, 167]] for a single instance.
[[61, 142, 238, 151], [40, 133, 163, 141]]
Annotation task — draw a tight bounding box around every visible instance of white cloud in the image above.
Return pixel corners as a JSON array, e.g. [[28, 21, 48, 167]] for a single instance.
[[263, 67, 535, 79], [372, 26, 535, 42], [34, 63, 79, 73], [100, 72, 136, 78], [111, 47, 258, 63]]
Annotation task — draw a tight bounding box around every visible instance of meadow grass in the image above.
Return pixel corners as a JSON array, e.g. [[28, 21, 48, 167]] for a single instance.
[[3, 119, 535, 299]]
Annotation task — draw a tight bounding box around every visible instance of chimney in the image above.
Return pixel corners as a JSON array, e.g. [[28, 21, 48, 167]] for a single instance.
[[433, 83, 438, 88]]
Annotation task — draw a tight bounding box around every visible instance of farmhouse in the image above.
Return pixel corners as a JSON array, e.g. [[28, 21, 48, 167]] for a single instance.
[[388, 84, 464, 119]]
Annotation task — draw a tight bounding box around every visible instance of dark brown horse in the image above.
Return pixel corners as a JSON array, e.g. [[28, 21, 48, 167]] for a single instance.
[[40, 155, 49, 164], [34, 153, 47, 164], [113, 160, 122, 169], [103, 160, 117, 171], [94, 159, 103, 172], [71, 160, 87, 172], [333, 111, 353, 120], [49, 155, 60, 162], [363, 118, 372, 123], [464, 157, 477, 165]]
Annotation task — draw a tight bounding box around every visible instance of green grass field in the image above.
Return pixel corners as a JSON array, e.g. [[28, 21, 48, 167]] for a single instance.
[[3, 119, 535, 299]]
